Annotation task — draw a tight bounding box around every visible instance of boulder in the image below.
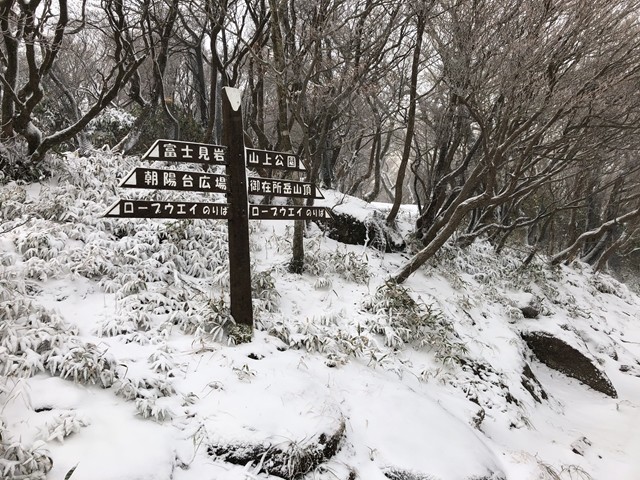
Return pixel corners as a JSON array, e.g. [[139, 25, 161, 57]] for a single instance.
[[383, 468, 505, 480], [519, 306, 539, 319], [318, 210, 405, 252], [208, 418, 345, 479], [521, 332, 617, 398]]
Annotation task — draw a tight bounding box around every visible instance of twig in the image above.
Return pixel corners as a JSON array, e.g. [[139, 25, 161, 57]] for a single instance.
[[0, 219, 29, 235]]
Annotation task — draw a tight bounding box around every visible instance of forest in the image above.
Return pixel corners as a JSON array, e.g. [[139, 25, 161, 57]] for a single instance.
[[1, 0, 639, 280]]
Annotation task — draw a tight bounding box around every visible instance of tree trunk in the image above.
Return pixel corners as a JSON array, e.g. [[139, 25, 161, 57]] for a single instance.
[[550, 208, 640, 265], [386, 12, 425, 226], [392, 193, 490, 283]]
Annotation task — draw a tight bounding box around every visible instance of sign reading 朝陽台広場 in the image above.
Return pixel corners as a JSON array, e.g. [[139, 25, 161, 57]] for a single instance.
[[120, 167, 227, 193]]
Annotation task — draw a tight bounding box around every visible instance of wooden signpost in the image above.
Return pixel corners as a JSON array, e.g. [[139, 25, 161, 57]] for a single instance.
[[104, 87, 332, 334]]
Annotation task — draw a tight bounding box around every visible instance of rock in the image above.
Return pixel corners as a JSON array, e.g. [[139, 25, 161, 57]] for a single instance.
[[384, 469, 437, 480], [520, 306, 539, 319], [520, 363, 548, 403], [383, 468, 505, 480], [521, 332, 617, 398], [208, 418, 345, 479], [571, 436, 592, 456], [318, 210, 405, 252]]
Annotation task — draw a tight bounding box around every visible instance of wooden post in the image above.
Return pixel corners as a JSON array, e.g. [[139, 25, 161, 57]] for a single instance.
[[222, 87, 253, 333]]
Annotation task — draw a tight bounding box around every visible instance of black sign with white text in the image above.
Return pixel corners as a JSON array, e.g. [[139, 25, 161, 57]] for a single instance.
[[119, 167, 228, 193], [143, 139, 227, 165], [103, 200, 230, 219], [247, 177, 323, 199], [249, 204, 332, 220], [245, 148, 306, 171]]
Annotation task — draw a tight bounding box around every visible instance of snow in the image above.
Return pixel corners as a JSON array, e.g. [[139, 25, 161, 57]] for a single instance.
[[1, 152, 640, 480]]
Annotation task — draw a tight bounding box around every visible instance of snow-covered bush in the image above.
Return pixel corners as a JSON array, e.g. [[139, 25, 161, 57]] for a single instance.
[[135, 396, 175, 422], [43, 411, 91, 443], [0, 438, 53, 479], [114, 375, 176, 402], [148, 346, 177, 375], [44, 341, 117, 388], [364, 283, 467, 363], [0, 182, 26, 220], [252, 268, 280, 314], [259, 313, 384, 367], [0, 292, 74, 379], [304, 240, 370, 283], [87, 107, 135, 147]]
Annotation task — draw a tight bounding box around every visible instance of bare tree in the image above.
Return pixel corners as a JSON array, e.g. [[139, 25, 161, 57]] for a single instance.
[[392, 0, 640, 283], [0, 0, 147, 169]]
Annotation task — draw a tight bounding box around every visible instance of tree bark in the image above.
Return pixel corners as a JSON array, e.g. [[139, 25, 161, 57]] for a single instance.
[[386, 12, 425, 226]]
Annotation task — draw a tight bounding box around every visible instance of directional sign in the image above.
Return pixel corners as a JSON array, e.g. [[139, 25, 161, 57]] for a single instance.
[[245, 148, 306, 172], [247, 176, 324, 199], [143, 139, 227, 165], [103, 200, 230, 219], [119, 167, 228, 193], [249, 204, 333, 220]]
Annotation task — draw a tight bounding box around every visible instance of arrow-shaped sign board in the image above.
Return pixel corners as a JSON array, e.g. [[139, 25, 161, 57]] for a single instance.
[[245, 148, 306, 172], [142, 139, 227, 165], [249, 204, 333, 220], [119, 167, 228, 193], [103, 200, 230, 219], [247, 176, 324, 199]]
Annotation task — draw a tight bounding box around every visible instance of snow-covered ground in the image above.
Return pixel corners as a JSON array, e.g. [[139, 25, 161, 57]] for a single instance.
[[1, 152, 639, 480]]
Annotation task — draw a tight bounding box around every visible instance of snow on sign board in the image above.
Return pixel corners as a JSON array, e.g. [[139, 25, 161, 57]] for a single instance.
[[142, 139, 227, 165], [245, 147, 307, 171], [103, 199, 230, 219], [119, 167, 228, 193]]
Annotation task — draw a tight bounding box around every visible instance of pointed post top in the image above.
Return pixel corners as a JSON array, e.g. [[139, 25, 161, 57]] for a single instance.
[[223, 87, 242, 112]]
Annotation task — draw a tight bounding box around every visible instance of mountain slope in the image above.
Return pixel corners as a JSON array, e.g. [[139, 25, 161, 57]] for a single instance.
[[1, 152, 639, 480]]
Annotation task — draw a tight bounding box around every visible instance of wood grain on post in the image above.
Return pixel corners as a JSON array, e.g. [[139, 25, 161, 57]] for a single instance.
[[222, 87, 254, 330]]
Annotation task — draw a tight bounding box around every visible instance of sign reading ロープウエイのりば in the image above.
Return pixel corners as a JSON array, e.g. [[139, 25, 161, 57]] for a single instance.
[[104, 200, 230, 219], [249, 205, 330, 220]]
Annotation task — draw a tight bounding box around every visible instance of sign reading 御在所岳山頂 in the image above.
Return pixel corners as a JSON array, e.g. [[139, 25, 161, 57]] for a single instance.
[[247, 177, 324, 199]]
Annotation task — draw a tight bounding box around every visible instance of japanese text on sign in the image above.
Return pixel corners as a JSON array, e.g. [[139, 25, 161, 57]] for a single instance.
[[245, 148, 306, 171], [249, 205, 331, 220], [143, 140, 228, 165], [104, 200, 230, 219], [120, 167, 228, 193], [247, 177, 323, 199]]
